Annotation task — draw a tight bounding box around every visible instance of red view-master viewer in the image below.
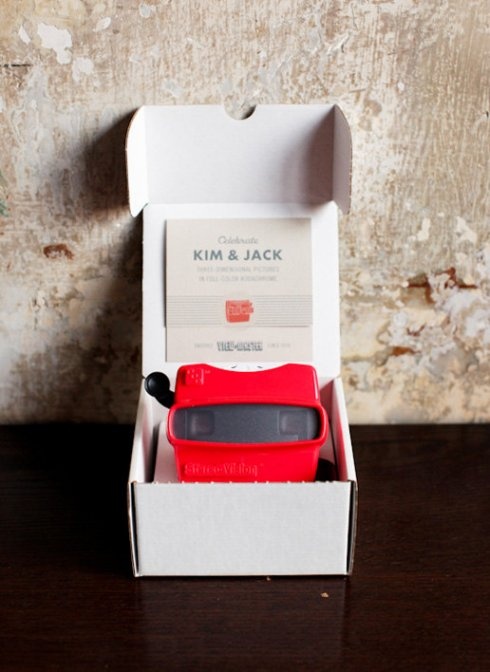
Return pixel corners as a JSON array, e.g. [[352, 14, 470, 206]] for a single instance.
[[145, 363, 328, 483]]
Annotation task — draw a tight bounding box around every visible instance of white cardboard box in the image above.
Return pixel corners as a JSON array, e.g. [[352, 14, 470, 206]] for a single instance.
[[126, 104, 357, 576]]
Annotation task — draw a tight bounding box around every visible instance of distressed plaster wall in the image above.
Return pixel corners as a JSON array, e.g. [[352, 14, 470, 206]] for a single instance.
[[0, 0, 489, 423]]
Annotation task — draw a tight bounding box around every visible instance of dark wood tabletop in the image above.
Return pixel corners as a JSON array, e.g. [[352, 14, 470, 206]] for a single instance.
[[1, 423, 489, 671]]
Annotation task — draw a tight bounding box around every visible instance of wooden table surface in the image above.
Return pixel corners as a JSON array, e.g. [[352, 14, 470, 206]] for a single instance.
[[1, 424, 489, 671]]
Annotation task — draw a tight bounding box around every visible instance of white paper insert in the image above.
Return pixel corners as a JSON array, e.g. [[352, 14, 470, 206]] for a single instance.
[[165, 218, 313, 362]]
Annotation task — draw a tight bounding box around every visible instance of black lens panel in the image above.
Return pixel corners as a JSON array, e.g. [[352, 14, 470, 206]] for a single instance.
[[172, 404, 321, 444], [188, 410, 214, 437]]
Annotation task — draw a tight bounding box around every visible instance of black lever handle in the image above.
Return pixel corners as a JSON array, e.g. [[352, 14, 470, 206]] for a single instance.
[[144, 372, 175, 409]]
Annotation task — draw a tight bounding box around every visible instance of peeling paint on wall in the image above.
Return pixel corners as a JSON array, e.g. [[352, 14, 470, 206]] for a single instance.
[[72, 56, 94, 82], [0, 0, 489, 423], [43, 243, 75, 259], [37, 23, 73, 64]]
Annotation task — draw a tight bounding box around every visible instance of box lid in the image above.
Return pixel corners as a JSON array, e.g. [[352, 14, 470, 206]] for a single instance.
[[126, 104, 352, 380], [126, 104, 351, 214]]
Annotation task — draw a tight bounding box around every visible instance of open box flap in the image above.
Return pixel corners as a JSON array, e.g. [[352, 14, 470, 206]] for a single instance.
[[126, 104, 351, 215]]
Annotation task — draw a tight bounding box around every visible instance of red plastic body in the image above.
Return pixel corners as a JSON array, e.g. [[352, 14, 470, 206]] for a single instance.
[[167, 363, 328, 483]]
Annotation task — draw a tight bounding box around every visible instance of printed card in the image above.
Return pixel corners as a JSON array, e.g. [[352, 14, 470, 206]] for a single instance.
[[166, 218, 312, 362]]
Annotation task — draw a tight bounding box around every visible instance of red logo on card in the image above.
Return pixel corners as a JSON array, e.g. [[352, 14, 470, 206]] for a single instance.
[[225, 299, 254, 323]]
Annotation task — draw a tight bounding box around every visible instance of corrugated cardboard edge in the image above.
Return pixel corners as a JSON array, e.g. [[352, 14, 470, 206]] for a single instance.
[[332, 377, 357, 574], [332, 105, 352, 214], [128, 380, 157, 577], [126, 108, 149, 217]]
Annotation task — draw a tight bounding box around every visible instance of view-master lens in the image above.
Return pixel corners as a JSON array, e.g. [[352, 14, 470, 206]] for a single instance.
[[171, 404, 321, 444]]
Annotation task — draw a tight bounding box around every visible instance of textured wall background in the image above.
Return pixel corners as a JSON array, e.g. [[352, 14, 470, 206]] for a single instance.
[[0, 0, 489, 423]]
